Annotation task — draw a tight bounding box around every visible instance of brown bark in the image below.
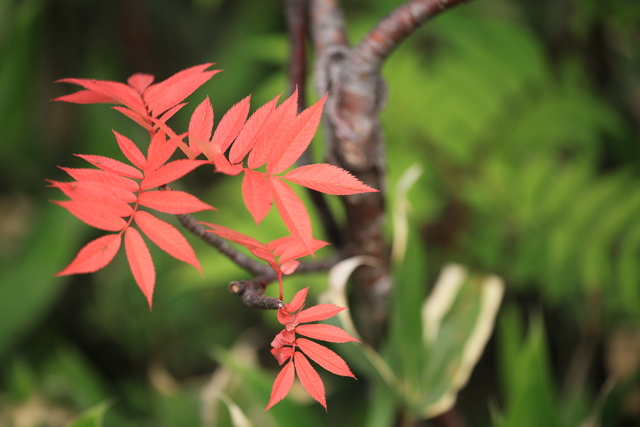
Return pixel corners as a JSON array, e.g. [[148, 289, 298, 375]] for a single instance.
[[309, 0, 389, 345], [309, 0, 475, 345]]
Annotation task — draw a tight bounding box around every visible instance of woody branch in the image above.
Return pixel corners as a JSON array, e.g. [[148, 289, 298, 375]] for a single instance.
[[176, 212, 340, 306], [353, 0, 472, 73], [309, 0, 476, 346]]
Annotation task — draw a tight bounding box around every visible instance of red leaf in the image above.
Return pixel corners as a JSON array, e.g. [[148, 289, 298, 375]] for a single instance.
[[248, 89, 298, 170], [271, 330, 296, 349], [296, 338, 356, 378], [228, 94, 281, 164], [293, 351, 326, 409], [156, 102, 187, 125], [211, 152, 244, 175], [297, 304, 346, 323], [267, 236, 296, 256], [276, 309, 293, 326], [265, 359, 295, 411], [54, 200, 128, 231], [54, 89, 115, 104], [200, 223, 263, 249], [295, 324, 359, 343], [55, 78, 146, 116], [144, 64, 221, 116], [112, 106, 150, 130], [267, 94, 327, 175], [113, 131, 147, 169], [193, 135, 221, 164], [268, 236, 329, 264], [48, 180, 136, 210], [124, 227, 155, 309], [201, 223, 275, 264], [75, 154, 143, 179], [138, 190, 214, 214], [287, 287, 309, 314], [56, 234, 121, 276], [212, 95, 251, 152], [271, 347, 295, 365], [155, 127, 195, 160], [188, 96, 214, 156], [284, 164, 379, 195], [241, 170, 272, 224], [141, 159, 208, 189], [134, 210, 201, 272], [269, 177, 313, 253], [61, 167, 139, 191], [280, 259, 299, 275], [127, 73, 154, 94], [145, 131, 179, 172], [91, 80, 147, 115]]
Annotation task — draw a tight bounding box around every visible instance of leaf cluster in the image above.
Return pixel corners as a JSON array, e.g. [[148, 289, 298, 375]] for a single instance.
[[50, 64, 377, 308]]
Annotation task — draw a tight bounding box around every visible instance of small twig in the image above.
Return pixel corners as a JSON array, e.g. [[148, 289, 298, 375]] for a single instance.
[[230, 258, 341, 310], [229, 280, 285, 310], [176, 211, 341, 308], [175, 213, 272, 276], [353, 0, 473, 73], [296, 254, 341, 274], [228, 254, 341, 309]]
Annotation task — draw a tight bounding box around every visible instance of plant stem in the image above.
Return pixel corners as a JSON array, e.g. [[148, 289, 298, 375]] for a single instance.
[[177, 212, 340, 308], [176, 213, 272, 276]]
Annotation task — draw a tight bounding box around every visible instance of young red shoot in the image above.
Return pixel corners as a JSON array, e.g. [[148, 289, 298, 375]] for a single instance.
[[266, 287, 358, 410]]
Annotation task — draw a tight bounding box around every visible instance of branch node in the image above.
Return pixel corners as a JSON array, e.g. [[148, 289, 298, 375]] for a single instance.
[[229, 280, 284, 310]]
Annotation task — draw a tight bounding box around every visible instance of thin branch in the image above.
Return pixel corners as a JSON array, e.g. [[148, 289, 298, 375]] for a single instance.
[[352, 0, 473, 73], [229, 254, 340, 290], [175, 213, 273, 276], [296, 254, 341, 274], [228, 253, 340, 309], [177, 211, 341, 308], [229, 280, 285, 309]]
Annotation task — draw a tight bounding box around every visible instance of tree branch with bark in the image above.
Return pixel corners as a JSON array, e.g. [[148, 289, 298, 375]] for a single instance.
[[190, 0, 476, 342]]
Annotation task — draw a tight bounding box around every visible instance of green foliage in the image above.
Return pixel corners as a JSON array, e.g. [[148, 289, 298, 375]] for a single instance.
[[211, 345, 326, 427], [322, 224, 503, 422], [495, 305, 595, 427], [495, 307, 561, 427], [0, 205, 85, 355], [64, 401, 111, 427], [384, 9, 640, 318]]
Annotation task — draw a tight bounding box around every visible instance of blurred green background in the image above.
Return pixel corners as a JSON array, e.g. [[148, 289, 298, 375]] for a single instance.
[[1, 0, 639, 425]]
